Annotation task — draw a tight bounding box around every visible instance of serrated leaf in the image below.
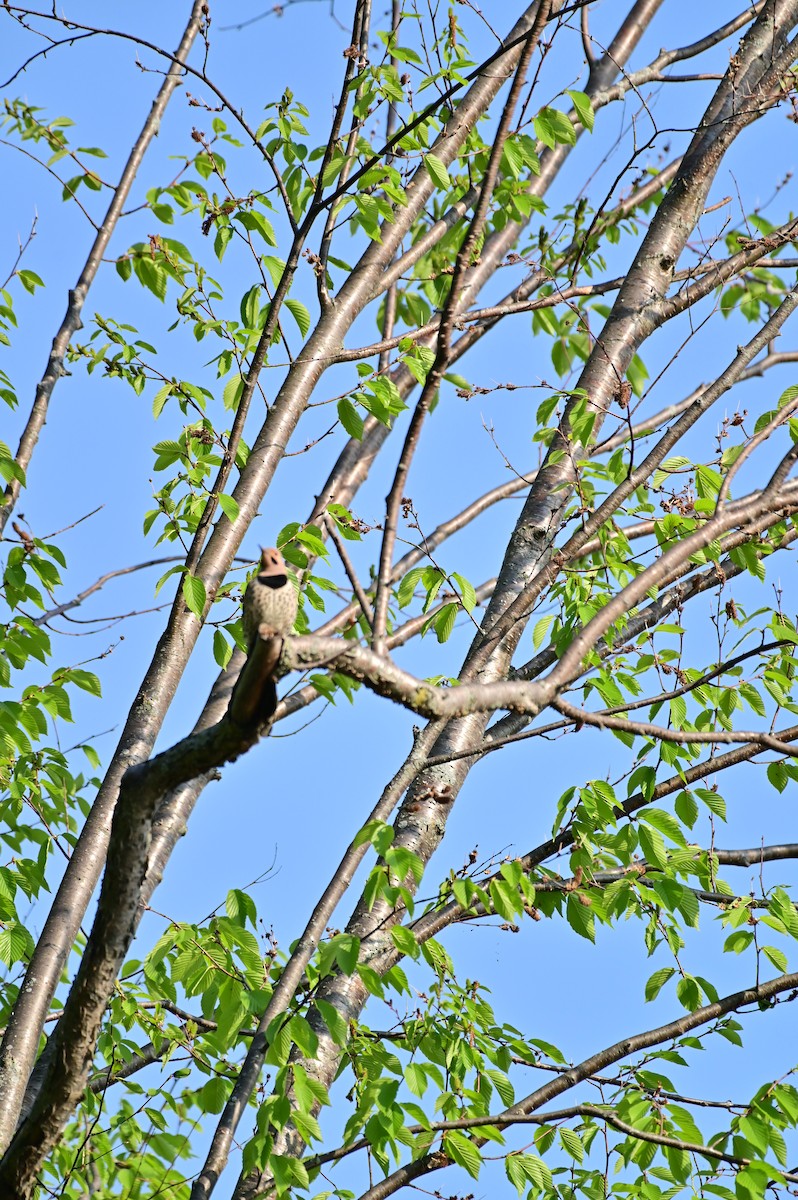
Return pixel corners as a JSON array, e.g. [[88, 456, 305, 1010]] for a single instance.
[[81, 744, 101, 770], [567, 89, 594, 132], [443, 1131, 481, 1179], [532, 612, 555, 649], [451, 572, 476, 613], [645, 966, 675, 1001], [640, 807, 686, 846], [638, 823, 668, 870], [213, 629, 232, 669], [566, 893, 595, 942], [233, 209, 277, 246], [739, 682, 766, 716], [484, 1067, 514, 1107], [768, 761, 789, 793], [223, 374, 245, 411], [676, 974, 701, 1010], [560, 1126, 584, 1161], [67, 669, 102, 697], [434, 602, 458, 643], [534, 106, 576, 149], [218, 494, 240, 524], [391, 923, 419, 958], [332, 933, 360, 975], [763, 944, 788, 972], [404, 1063, 428, 1098], [18, 269, 45, 293], [506, 1155, 529, 1196], [315, 997, 348, 1046], [398, 567, 424, 609], [696, 787, 727, 820], [152, 384, 173, 418], [239, 284, 261, 330], [0, 923, 32, 967], [154, 564, 184, 596], [424, 152, 450, 190], [285, 297, 311, 338], [338, 397, 364, 440], [182, 573, 207, 620]]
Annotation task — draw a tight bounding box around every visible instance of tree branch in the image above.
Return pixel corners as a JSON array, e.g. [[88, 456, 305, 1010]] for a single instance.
[[0, 633, 285, 1192], [356, 972, 798, 1200], [0, 0, 207, 539]]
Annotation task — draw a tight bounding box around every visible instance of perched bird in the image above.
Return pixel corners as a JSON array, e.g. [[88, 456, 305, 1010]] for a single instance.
[[242, 547, 298, 653]]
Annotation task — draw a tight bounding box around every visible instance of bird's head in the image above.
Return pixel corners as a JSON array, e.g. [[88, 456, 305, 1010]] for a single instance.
[[257, 547, 289, 586]]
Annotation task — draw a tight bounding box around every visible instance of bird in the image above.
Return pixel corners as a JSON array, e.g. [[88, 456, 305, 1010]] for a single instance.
[[241, 547, 298, 653]]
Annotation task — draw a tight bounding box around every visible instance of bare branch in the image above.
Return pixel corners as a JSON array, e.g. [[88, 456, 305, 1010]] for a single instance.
[[0, 1, 207, 540]]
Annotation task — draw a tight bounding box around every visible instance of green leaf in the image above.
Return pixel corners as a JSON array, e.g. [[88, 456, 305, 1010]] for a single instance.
[[218, 494, 240, 524], [270, 1153, 309, 1195], [135, 255, 167, 300], [239, 284, 261, 329], [285, 297, 311, 338], [17, 269, 45, 293], [338, 397, 364, 440], [213, 629, 232, 669], [233, 209, 277, 246], [451, 572, 476, 613], [768, 760, 789, 793], [424, 152, 450, 190], [152, 383, 173, 418], [560, 1126, 585, 1161], [443, 1131, 482, 1179], [640, 807, 686, 846], [506, 1155, 529, 1196], [696, 786, 727, 820], [645, 966, 675, 1001], [740, 682, 766, 716], [0, 456, 25, 485], [154, 563, 184, 596], [484, 1067, 515, 1107], [286, 1013, 318, 1058], [627, 352, 649, 397], [391, 924, 419, 959], [397, 567, 424, 609], [676, 974, 701, 1010], [0, 923, 33, 966], [404, 1063, 428, 1098], [532, 612, 555, 649], [638, 823, 668, 870], [566, 894, 595, 942], [332, 933, 360, 975], [567, 89, 594, 132], [506, 1153, 551, 1195], [66, 669, 102, 697], [225, 888, 257, 927], [315, 998, 348, 1046], [763, 944, 788, 972], [81, 744, 102, 770], [725, 929, 754, 955], [534, 106, 576, 149], [433, 602, 458, 643], [182, 573, 207, 620], [674, 789, 698, 829], [223, 375, 245, 411]]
